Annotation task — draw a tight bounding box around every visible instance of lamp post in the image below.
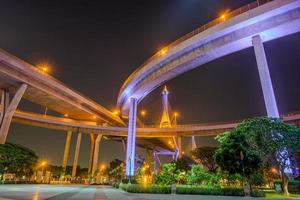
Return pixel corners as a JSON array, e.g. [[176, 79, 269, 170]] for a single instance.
[[173, 112, 179, 127], [141, 110, 146, 127]]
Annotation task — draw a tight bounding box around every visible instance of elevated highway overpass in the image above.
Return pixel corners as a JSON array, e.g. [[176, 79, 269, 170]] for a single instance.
[[117, 0, 300, 175]]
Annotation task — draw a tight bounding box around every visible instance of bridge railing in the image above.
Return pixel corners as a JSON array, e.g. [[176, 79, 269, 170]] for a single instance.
[[121, 0, 274, 94]]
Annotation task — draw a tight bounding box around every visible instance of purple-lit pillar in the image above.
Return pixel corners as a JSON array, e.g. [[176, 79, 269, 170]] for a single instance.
[[253, 35, 292, 174], [252, 35, 279, 118], [126, 97, 137, 177]]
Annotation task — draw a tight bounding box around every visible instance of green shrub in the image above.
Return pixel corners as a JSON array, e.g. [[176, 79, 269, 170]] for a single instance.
[[251, 190, 266, 197], [119, 183, 171, 194], [176, 185, 244, 196], [186, 165, 220, 186]]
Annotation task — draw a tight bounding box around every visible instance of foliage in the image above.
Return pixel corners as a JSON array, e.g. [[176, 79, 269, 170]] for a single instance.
[[154, 163, 178, 185], [120, 183, 171, 194], [172, 158, 190, 172], [192, 147, 218, 172], [219, 172, 243, 186], [175, 185, 245, 196], [186, 164, 220, 186], [215, 130, 262, 178], [0, 143, 38, 178], [215, 117, 300, 195], [135, 162, 152, 184], [109, 163, 125, 182], [108, 159, 124, 182], [249, 172, 265, 187]]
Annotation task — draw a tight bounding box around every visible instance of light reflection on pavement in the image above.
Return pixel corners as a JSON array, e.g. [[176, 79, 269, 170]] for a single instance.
[[0, 184, 292, 200]]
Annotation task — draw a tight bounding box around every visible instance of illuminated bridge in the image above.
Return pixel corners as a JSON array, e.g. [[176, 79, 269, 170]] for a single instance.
[[0, 0, 299, 178], [117, 0, 300, 176]]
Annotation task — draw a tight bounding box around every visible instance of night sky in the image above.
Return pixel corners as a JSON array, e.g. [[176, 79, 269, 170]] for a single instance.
[[1, 0, 300, 167]]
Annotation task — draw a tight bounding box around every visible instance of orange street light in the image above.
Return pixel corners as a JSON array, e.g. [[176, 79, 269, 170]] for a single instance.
[[141, 110, 146, 127], [113, 110, 120, 115], [271, 167, 277, 174], [37, 63, 50, 74], [160, 48, 168, 56]]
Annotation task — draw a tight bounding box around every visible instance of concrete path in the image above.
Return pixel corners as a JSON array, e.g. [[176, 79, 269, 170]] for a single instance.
[[0, 184, 296, 200]]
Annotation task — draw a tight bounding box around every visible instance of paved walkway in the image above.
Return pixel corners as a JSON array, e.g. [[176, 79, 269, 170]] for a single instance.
[[0, 184, 296, 200]]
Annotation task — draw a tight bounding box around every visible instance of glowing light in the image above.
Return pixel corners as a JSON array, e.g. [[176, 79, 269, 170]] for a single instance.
[[141, 110, 146, 116], [271, 167, 277, 173], [113, 110, 120, 115], [37, 63, 50, 73], [143, 176, 148, 185], [64, 113, 69, 117], [160, 48, 168, 56], [101, 164, 106, 170], [174, 112, 179, 117], [168, 140, 172, 145], [93, 115, 97, 119]]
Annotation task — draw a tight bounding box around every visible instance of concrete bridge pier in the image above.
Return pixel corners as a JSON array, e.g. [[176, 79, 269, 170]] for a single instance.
[[191, 136, 197, 150], [0, 84, 27, 144], [91, 134, 102, 177], [253, 35, 292, 174], [88, 134, 95, 174], [72, 132, 82, 178], [252, 35, 279, 118], [126, 97, 137, 177], [62, 130, 72, 175]]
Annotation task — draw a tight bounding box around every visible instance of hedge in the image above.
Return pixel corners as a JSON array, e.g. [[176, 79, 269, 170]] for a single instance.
[[176, 185, 244, 196], [119, 184, 265, 197], [119, 183, 171, 194]]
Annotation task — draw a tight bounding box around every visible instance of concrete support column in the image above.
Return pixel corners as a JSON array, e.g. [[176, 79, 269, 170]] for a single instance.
[[72, 132, 82, 178], [191, 136, 197, 150], [62, 130, 72, 173], [177, 136, 182, 159], [252, 35, 279, 118], [126, 97, 137, 177], [88, 134, 95, 174], [92, 134, 102, 176], [0, 84, 27, 144]]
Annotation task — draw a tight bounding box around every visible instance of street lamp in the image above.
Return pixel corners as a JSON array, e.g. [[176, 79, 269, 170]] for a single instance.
[[141, 110, 146, 127], [173, 112, 179, 126]]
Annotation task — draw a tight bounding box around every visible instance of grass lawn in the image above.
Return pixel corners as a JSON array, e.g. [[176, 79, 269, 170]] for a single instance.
[[265, 191, 300, 199]]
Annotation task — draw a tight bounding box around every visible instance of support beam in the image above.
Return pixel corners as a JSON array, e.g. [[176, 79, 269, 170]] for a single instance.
[[177, 136, 182, 159], [191, 136, 197, 150], [253, 35, 292, 174], [72, 132, 82, 178], [126, 97, 137, 177], [88, 134, 95, 174], [0, 84, 27, 144], [62, 130, 72, 173], [92, 134, 102, 176], [252, 35, 279, 118]]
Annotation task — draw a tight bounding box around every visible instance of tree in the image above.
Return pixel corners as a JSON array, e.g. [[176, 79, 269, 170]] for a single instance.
[[0, 143, 38, 178], [192, 147, 218, 172], [108, 159, 125, 182], [216, 117, 300, 195], [215, 129, 263, 189]]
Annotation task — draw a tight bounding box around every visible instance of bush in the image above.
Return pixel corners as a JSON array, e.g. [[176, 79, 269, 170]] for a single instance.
[[186, 165, 220, 186], [119, 183, 171, 194], [251, 190, 266, 197], [274, 180, 300, 193], [176, 185, 244, 196]]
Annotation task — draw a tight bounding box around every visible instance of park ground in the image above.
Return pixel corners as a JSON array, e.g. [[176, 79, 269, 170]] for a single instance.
[[0, 185, 299, 200]]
